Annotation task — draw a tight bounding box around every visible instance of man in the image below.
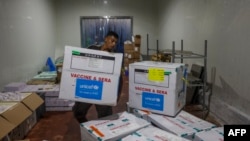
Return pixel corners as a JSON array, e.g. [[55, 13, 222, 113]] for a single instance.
[[72, 31, 123, 123]]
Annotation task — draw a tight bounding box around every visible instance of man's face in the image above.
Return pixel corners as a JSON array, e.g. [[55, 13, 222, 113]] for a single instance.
[[104, 35, 118, 51]]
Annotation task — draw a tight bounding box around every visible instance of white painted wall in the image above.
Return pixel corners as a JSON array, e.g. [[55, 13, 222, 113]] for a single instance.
[[0, 0, 249, 124], [0, 0, 56, 90], [54, 0, 158, 58], [158, 0, 250, 124]]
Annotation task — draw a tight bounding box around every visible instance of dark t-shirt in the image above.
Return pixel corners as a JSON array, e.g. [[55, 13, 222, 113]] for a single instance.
[[87, 45, 102, 50]]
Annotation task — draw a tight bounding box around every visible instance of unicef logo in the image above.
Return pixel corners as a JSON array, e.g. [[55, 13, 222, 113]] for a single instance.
[[145, 97, 161, 102], [155, 98, 161, 102], [93, 85, 99, 90], [80, 84, 99, 90]]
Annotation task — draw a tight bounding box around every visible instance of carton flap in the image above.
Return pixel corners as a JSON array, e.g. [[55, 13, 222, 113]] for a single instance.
[[22, 93, 44, 111], [0, 116, 15, 139], [0, 102, 32, 126]]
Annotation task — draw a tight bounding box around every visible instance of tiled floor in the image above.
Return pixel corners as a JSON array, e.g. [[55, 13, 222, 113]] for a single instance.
[[24, 76, 221, 141]]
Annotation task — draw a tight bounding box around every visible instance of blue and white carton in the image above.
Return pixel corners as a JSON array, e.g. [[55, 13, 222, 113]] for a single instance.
[[129, 61, 187, 116], [59, 46, 123, 106]]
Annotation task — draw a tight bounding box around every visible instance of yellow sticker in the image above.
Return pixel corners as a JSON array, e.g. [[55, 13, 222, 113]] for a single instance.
[[148, 68, 164, 82]]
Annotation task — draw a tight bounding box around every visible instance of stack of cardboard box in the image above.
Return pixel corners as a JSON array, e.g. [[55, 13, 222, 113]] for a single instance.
[[0, 92, 44, 141], [18, 84, 74, 111], [123, 35, 141, 76]]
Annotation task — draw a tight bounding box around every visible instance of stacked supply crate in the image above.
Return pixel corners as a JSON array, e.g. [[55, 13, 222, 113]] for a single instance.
[[132, 109, 218, 140], [133, 35, 141, 48], [123, 35, 141, 76], [3, 82, 46, 121], [19, 84, 74, 111], [0, 92, 44, 141]]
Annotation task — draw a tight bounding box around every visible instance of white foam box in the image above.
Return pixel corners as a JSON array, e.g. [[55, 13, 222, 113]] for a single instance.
[[193, 127, 224, 141], [175, 110, 217, 131], [3, 82, 26, 92], [45, 97, 74, 107], [59, 46, 123, 106], [19, 84, 59, 94], [129, 61, 187, 116], [132, 108, 151, 121], [45, 106, 73, 111], [147, 113, 197, 140], [147, 110, 216, 140], [0, 92, 22, 101], [80, 111, 150, 141], [133, 109, 216, 131], [121, 125, 191, 141]]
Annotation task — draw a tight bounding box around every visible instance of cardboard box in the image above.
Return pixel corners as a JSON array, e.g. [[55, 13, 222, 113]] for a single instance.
[[0, 116, 15, 139], [59, 46, 123, 106], [8, 121, 26, 140], [124, 51, 140, 59], [33, 93, 46, 121], [0, 102, 32, 127], [23, 111, 37, 135], [20, 93, 44, 111], [134, 35, 141, 45], [80, 111, 150, 141], [129, 61, 187, 116], [0, 103, 35, 140], [0, 92, 44, 112], [124, 43, 134, 50], [123, 58, 136, 65], [124, 43, 140, 52], [134, 46, 140, 52]]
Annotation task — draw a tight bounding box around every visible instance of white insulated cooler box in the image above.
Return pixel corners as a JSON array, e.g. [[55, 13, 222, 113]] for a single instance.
[[129, 61, 187, 117], [59, 46, 123, 106]]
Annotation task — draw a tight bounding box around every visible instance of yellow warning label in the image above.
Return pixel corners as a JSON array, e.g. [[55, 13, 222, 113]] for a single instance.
[[148, 68, 164, 82]]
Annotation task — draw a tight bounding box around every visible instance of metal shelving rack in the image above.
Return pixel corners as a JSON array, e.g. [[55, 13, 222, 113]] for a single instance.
[[146, 34, 160, 58], [171, 40, 209, 119]]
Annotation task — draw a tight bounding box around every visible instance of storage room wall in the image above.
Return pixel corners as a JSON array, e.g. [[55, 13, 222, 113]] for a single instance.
[[0, 0, 56, 90], [54, 0, 158, 58], [1, 0, 249, 125], [157, 0, 250, 124]]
